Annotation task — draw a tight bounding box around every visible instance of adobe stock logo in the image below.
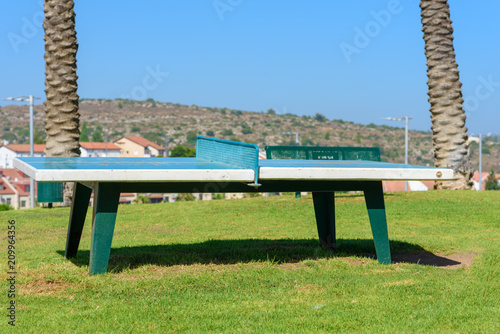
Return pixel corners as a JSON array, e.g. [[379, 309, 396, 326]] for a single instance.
[[463, 74, 500, 113], [7, 1, 44, 54], [339, 0, 403, 64], [121, 65, 170, 100], [213, 0, 243, 21]]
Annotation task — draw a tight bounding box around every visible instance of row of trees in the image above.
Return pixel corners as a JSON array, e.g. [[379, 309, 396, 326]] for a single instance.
[[79, 122, 103, 142]]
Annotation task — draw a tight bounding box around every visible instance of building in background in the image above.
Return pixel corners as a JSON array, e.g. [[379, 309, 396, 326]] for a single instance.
[[472, 172, 500, 190], [80, 142, 121, 157], [114, 136, 165, 157], [0, 144, 46, 168], [0, 168, 34, 209]]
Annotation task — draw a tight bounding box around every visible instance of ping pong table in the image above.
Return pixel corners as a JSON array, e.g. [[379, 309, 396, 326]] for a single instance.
[[14, 136, 453, 275]]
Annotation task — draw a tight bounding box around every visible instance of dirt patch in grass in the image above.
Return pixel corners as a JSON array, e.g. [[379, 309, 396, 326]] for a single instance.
[[392, 252, 475, 269], [21, 280, 75, 296], [296, 284, 327, 294], [113, 262, 274, 281], [385, 279, 415, 286], [277, 262, 307, 271], [338, 257, 372, 266]]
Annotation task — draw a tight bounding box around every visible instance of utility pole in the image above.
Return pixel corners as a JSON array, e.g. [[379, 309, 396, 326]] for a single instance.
[[478, 134, 482, 190], [4, 95, 40, 208], [165, 136, 169, 157], [105, 132, 108, 157], [383, 116, 413, 191]]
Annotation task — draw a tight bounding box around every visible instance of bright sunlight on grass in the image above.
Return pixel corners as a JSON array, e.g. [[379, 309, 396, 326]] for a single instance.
[[1, 191, 498, 333]]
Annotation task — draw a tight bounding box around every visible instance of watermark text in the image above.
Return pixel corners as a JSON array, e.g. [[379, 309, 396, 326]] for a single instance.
[[7, 219, 17, 326], [339, 0, 403, 64]]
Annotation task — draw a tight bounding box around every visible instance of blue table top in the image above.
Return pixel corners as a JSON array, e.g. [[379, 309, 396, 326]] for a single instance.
[[14, 157, 228, 170], [15, 156, 438, 170], [13, 157, 453, 183]]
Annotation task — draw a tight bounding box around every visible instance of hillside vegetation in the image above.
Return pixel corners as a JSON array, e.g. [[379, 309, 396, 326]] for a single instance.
[[1, 98, 498, 170]]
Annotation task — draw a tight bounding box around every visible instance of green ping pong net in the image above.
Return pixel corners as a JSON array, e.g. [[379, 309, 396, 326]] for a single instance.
[[196, 136, 261, 187], [265, 146, 381, 162]]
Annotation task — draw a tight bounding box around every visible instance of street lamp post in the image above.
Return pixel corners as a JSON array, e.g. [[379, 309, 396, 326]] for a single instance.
[[3, 95, 41, 208], [279, 132, 301, 198], [279, 132, 299, 146], [105, 132, 108, 157], [165, 136, 169, 157], [478, 134, 482, 191], [383, 116, 413, 191]]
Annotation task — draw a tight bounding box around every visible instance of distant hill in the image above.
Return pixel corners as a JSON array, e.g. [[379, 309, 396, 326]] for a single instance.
[[1, 98, 498, 171]]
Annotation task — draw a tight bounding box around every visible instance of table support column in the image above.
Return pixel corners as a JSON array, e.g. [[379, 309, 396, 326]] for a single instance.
[[364, 181, 391, 264], [89, 183, 120, 275], [312, 192, 336, 249], [65, 182, 92, 258]]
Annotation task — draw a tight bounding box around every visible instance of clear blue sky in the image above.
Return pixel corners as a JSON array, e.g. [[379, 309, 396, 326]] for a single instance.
[[1, 1, 499, 134]]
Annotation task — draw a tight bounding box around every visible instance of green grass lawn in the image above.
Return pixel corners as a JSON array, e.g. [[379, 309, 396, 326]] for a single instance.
[[1, 191, 499, 333]]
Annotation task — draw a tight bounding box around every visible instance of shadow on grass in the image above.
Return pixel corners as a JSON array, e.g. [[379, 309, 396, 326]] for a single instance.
[[57, 238, 461, 273]]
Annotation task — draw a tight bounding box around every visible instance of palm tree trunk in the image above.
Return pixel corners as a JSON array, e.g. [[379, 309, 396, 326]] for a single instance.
[[43, 0, 81, 205], [420, 0, 473, 190]]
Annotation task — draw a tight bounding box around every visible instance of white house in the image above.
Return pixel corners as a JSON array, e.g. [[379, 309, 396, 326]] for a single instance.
[[80, 142, 121, 157], [0, 144, 46, 168]]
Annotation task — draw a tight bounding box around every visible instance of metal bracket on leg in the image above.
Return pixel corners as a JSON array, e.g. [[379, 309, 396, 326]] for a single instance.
[[312, 192, 336, 249]]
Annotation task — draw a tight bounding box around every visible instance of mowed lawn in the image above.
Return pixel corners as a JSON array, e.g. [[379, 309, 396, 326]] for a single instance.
[[1, 191, 498, 333]]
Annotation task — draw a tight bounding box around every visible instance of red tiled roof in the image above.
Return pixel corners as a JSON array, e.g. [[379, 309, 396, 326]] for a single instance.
[[472, 172, 500, 182], [0, 169, 33, 196], [13, 182, 31, 196], [0, 168, 25, 180], [80, 142, 121, 150], [6, 144, 46, 153], [0, 179, 16, 195], [0, 168, 36, 196], [124, 136, 164, 151]]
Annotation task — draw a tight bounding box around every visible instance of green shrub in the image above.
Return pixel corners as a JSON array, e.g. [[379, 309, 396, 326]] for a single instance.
[[170, 146, 196, 157], [133, 195, 150, 204], [221, 129, 233, 136], [212, 193, 225, 200], [0, 203, 13, 211], [485, 170, 500, 190], [186, 131, 197, 144], [241, 126, 253, 134], [314, 113, 327, 122], [176, 193, 195, 201]]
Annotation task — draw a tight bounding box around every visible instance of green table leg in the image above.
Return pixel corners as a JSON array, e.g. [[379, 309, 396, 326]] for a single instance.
[[89, 183, 120, 275], [65, 182, 92, 258], [363, 182, 391, 264], [312, 192, 336, 249]]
